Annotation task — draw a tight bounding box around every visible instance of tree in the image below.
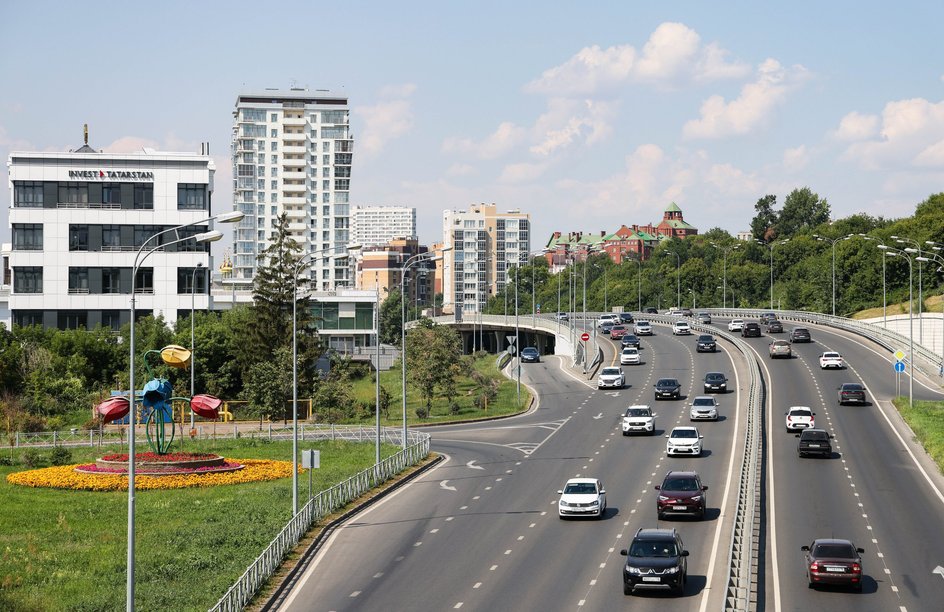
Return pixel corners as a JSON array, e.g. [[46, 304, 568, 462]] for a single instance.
[[405, 321, 461, 418], [379, 288, 404, 346], [777, 188, 830, 238], [243, 346, 292, 423], [751, 195, 779, 242]]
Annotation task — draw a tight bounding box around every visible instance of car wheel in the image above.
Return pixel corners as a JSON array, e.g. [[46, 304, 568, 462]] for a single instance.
[[622, 431, 629, 436]]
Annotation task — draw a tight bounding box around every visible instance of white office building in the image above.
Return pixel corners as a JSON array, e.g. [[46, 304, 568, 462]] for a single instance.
[[351, 205, 416, 247], [232, 88, 354, 291], [6, 137, 215, 330]]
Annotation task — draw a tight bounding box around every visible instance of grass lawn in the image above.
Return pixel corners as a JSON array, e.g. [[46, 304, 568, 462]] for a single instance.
[[350, 353, 530, 425], [852, 293, 943, 320], [894, 398, 944, 473], [0, 438, 401, 612]]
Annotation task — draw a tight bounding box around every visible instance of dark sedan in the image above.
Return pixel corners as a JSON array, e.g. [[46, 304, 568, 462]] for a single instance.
[[790, 327, 812, 342], [767, 320, 783, 333], [621, 334, 641, 348], [837, 382, 866, 405], [695, 334, 717, 353], [741, 322, 762, 337], [797, 428, 832, 458], [600, 321, 615, 335], [654, 378, 682, 400], [520, 347, 540, 363], [618, 312, 635, 324], [703, 372, 727, 393], [802, 539, 864, 591]]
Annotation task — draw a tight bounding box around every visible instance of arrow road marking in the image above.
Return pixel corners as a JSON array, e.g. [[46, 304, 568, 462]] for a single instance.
[[934, 565, 944, 580], [440, 480, 457, 492], [604, 391, 621, 397], [593, 413, 604, 420], [466, 460, 484, 470]]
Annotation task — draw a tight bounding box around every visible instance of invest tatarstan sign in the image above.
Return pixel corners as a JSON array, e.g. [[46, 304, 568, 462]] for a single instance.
[[68, 170, 154, 181]]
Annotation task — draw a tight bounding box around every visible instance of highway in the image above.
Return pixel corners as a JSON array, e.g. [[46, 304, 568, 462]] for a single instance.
[[274, 316, 944, 611]]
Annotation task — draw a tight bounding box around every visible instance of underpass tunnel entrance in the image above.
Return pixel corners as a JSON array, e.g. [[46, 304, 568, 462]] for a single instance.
[[458, 325, 556, 356]]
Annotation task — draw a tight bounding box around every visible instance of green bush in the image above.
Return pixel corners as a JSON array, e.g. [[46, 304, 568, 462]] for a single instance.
[[21, 449, 43, 468], [50, 446, 73, 466]]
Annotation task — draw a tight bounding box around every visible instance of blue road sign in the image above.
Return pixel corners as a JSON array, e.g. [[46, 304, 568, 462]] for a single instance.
[[894, 361, 906, 373]]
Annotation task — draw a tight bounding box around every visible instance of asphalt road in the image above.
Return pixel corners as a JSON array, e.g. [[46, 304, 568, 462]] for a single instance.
[[277, 322, 751, 611]]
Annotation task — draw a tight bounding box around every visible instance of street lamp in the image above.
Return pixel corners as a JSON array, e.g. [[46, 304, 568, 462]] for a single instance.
[[401, 247, 451, 449], [879, 245, 914, 407], [755, 240, 787, 311], [662, 251, 681, 310], [626, 256, 642, 312], [893, 236, 924, 344], [127, 210, 239, 611], [814, 234, 853, 316], [189, 262, 205, 432], [857, 236, 888, 328], [711, 242, 740, 309]]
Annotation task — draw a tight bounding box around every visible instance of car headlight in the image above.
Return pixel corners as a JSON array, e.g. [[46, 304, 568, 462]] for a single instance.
[[627, 566, 643, 575], [658, 495, 669, 501], [559, 500, 569, 507], [690, 495, 702, 502], [663, 566, 678, 574]]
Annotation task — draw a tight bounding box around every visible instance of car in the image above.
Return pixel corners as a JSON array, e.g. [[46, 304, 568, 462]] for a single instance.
[[767, 319, 784, 333], [654, 378, 682, 400], [597, 314, 620, 328], [643, 306, 658, 314], [634, 320, 653, 336], [741, 322, 762, 337], [797, 428, 833, 458], [620, 528, 689, 595], [600, 321, 615, 335], [618, 312, 635, 324], [695, 334, 717, 352], [668, 307, 683, 316], [520, 347, 540, 363], [558, 477, 606, 519], [819, 352, 844, 369], [785, 406, 815, 432], [689, 396, 719, 421], [665, 426, 703, 456], [703, 372, 728, 393], [556, 311, 570, 321], [802, 539, 865, 591], [838, 382, 866, 405], [597, 366, 626, 389], [610, 325, 629, 339], [768, 339, 792, 358], [655, 471, 708, 520], [696, 311, 712, 324], [759, 312, 777, 324], [790, 327, 812, 343], [727, 319, 744, 332], [681, 308, 694, 317], [621, 334, 641, 348], [620, 347, 641, 366], [622, 405, 656, 435], [672, 321, 692, 335]]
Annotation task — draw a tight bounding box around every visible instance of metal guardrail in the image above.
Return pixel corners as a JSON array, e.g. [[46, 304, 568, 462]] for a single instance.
[[210, 426, 430, 612]]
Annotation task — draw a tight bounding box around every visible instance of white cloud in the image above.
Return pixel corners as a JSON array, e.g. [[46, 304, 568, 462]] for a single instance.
[[914, 139, 944, 166], [529, 98, 616, 156], [840, 97, 944, 169], [442, 121, 526, 159], [379, 83, 417, 98], [353, 84, 417, 156], [782, 145, 809, 171], [445, 163, 477, 177], [524, 44, 636, 96], [694, 43, 752, 82], [499, 161, 548, 183], [683, 59, 807, 139], [635, 22, 701, 80], [101, 136, 161, 153], [831, 111, 879, 141]]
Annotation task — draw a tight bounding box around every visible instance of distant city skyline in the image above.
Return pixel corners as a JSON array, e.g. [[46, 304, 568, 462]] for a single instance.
[[3, 2, 944, 260]]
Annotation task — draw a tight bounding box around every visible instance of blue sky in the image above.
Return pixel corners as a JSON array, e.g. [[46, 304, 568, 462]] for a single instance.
[[3, 1, 944, 254]]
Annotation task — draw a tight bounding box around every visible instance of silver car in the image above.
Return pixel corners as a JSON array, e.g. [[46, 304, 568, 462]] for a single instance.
[[689, 396, 719, 421]]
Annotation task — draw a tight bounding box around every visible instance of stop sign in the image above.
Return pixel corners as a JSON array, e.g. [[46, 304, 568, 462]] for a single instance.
[[581, 332, 590, 341]]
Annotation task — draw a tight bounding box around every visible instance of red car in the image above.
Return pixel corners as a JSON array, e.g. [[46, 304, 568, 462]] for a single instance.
[[609, 325, 628, 339], [655, 471, 707, 520], [802, 539, 865, 591]]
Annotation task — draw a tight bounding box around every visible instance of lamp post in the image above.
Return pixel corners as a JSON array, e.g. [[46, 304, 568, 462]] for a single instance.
[[626, 256, 642, 313], [515, 262, 520, 404], [189, 262, 204, 432], [663, 251, 681, 310], [711, 243, 740, 309], [880, 245, 914, 407], [814, 234, 851, 316], [755, 240, 787, 311], [894, 236, 924, 344], [374, 280, 385, 464], [401, 247, 451, 449], [127, 211, 238, 611], [858, 236, 888, 328]]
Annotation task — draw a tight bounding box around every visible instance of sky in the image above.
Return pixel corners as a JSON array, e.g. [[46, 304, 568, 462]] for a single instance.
[[3, 1, 944, 257]]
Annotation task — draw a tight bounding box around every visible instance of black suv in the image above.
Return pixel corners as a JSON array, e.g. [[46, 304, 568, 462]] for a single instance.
[[837, 383, 866, 405], [620, 528, 689, 595], [767, 320, 784, 333], [619, 312, 635, 324], [655, 471, 708, 520], [654, 378, 682, 400], [696, 334, 717, 353], [790, 327, 812, 343], [703, 372, 727, 393], [797, 428, 833, 458], [741, 322, 762, 337], [644, 306, 658, 314]]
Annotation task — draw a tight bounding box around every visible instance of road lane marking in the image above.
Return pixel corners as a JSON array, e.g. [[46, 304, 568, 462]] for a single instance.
[[440, 480, 457, 492]]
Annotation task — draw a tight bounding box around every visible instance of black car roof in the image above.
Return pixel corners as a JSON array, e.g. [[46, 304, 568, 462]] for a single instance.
[[634, 528, 678, 540], [705, 372, 726, 378], [656, 378, 679, 384]]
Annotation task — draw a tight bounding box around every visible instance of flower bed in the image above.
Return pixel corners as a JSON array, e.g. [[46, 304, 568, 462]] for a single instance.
[[94, 452, 227, 472], [6, 459, 295, 491]]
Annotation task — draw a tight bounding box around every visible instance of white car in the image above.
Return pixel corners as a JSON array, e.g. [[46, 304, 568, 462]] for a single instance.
[[558, 477, 606, 518], [665, 426, 704, 457], [597, 314, 619, 328], [620, 347, 641, 365], [727, 319, 744, 332], [634, 320, 653, 336], [597, 366, 626, 389], [785, 406, 815, 432], [689, 396, 719, 421], [622, 405, 656, 435], [819, 352, 844, 369], [672, 321, 692, 335]]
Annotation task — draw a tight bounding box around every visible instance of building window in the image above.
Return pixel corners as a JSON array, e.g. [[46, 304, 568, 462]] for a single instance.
[[135, 268, 154, 293], [58, 182, 89, 205], [102, 183, 122, 205], [13, 267, 43, 294], [176, 226, 210, 253], [270, 129, 278, 138], [134, 225, 161, 247], [134, 184, 154, 209], [270, 113, 278, 122], [12, 224, 43, 250], [14, 181, 44, 207], [271, 180, 277, 190], [102, 268, 123, 294], [102, 226, 121, 251], [69, 225, 90, 251], [101, 310, 121, 331], [177, 267, 207, 294], [58, 311, 88, 330], [14, 311, 43, 327], [177, 184, 207, 210], [68, 268, 90, 294]]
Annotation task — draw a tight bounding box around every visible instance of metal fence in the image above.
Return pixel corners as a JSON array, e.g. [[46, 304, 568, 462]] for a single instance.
[[210, 426, 430, 612]]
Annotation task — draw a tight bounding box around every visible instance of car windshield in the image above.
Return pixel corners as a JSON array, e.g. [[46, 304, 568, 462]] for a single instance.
[[795, 328, 809, 334], [657, 379, 678, 387], [522, 348, 537, 355], [630, 540, 679, 557], [672, 430, 697, 439], [706, 374, 724, 381], [623, 348, 636, 354], [612, 326, 625, 331], [602, 368, 621, 376], [698, 335, 713, 341], [693, 398, 714, 407], [804, 431, 829, 440], [824, 353, 840, 358], [663, 478, 699, 491], [563, 483, 597, 495], [625, 408, 650, 417], [813, 544, 856, 558]]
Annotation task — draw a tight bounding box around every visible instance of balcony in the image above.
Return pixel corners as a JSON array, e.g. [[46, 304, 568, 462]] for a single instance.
[[282, 131, 306, 142], [283, 170, 306, 181], [282, 116, 307, 127], [282, 195, 306, 206], [282, 144, 306, 155], [287, 221, 308, 232]]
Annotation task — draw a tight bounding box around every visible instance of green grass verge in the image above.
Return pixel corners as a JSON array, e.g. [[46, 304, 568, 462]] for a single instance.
[[0, 438, 400, 612], [894, 398, 944, 472], [350, 353, 531, 425]]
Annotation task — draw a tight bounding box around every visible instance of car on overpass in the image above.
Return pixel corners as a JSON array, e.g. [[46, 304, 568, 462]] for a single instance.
[[654, 378, 682, 400], [618, 312, 635, 324], [819, 352, 844, 369], [620, 347, 641, 366], [785, 406, 815, 432], [727, 318, 744, 332], [796, 428, 833, 458], [741, 322, 762, 337], [622, 405, 656, 435], [768, 339, 792, 358], [696, 311, 712, 324], [672, 321, 692, 335], [620, 528, 689, 595], [689, 396, 719, 421], [621, 334, 641, 348], [696, 334, 717, 352], [634, 320, 653, 336], [598, 367, 626, 389], [610, 325, 629, 339], [837, 382, 866, 405], [556, 312, 570, 321], [790, 327, 812, 343], [558, 477, 606, 519], [665, 426, 703, 457], [655, 471, 708, 520], [802, 538, 865, 591], [767, 319, 784, 333], [703, 372, 728, 393]]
